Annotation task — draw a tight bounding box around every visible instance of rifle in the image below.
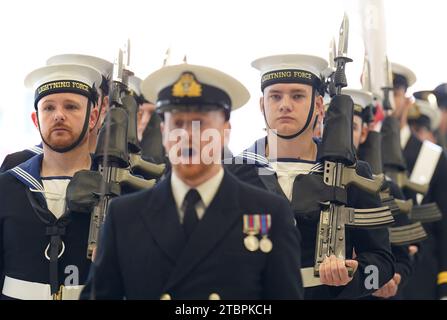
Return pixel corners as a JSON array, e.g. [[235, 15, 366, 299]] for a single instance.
[[314, 14, 394, 277], [86, 42, 157, 259]]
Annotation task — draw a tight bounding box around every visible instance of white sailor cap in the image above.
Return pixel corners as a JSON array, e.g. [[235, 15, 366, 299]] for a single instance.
[[391, 62, 417, 89], [24, 63, 102, 109], [128, 75, 142, 96], [342, 88, 373, 111], [141, 63, 250, 120], [342, 88, 375, 123], [408, 98, 441, 131], [128, 75, 152, 104], [46, 54, 113, 78], [251, 54, 328, 93]]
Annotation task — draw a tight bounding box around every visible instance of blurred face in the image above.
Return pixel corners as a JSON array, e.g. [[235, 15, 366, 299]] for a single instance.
[[440, 109, 447, 132], [161, 109, 229, 181], [37, 93, 98, 151], [137, 102, 156, 142], [393, 87, 411, 120], [412, 126, 436, 144], [352, 114, 368, 149], [261, 83, 323, 137]]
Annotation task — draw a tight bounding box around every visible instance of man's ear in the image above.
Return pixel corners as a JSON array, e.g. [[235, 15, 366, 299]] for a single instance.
[[259, 96, 265, 114], [315, 94, 324, 119], [89, 107, 99, 131], [223, 121, 231, 146], [31, 111, 39, 129], [101, 96, 109, 115], [160, 121, 167, 148]]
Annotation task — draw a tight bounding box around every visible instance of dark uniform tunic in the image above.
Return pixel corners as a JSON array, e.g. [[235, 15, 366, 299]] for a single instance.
[[0, 154, 91, 299], [402, 134, 447, 299], [81, 170, 303, 300], [0, 144, 43, 173]]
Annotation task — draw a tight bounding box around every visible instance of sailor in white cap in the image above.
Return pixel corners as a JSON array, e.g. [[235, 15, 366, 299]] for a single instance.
[[408, 94, 441, 144], [127, 75, 165, 164], [128, 76, 155, 141], [0, 54, 112, 172], [226, 54, 395, 299], [81, 62, 303, 300], [391, 62, 417, 148], [394, 66, 447, 300], [343, 89, 374, 151], [433, 83, 447, 148], [0, 63, 102, 299]]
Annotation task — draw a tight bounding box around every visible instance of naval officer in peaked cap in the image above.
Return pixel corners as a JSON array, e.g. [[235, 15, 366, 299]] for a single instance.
[[81, 61, 304, 300]]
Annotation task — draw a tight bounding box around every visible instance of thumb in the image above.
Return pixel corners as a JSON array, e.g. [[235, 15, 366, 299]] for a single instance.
[[394, 273, 402, 285], [345, 259, 359, 274]]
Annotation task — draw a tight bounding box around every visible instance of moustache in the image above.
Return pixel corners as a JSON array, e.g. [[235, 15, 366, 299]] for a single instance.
[[181, 147, 197, 157]]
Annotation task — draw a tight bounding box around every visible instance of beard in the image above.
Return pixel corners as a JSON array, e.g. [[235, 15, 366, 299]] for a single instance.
[[42, 125, 80, 151], [173, 162, 214, 181]]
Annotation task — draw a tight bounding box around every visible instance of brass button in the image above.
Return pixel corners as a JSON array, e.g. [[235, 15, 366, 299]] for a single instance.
[[209, 293, 221, 300], [160, 293, 172, 300]]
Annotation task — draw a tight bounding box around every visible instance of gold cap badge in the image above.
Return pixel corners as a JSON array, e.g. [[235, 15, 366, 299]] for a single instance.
[[172, 72, 202, 98]]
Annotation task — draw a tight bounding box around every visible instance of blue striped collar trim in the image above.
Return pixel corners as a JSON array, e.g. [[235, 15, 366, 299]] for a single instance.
[[9, 153, 44, 191], [26, 143, 43, 155], [233, 136, 272, 169]]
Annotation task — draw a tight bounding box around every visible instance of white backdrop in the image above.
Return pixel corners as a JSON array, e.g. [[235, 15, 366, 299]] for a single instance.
[[1, 0, 446, 162]]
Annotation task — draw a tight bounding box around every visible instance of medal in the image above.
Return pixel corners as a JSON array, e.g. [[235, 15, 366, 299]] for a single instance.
[[243, 215, 260, 251], [259, 214, 273, 253], [244, 234, 259, 252], [260, 237, 273, 253]]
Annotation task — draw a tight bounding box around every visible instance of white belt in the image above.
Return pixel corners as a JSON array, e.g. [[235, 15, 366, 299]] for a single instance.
[[300, 267, 323, 288], [2, 276, 84, 300]]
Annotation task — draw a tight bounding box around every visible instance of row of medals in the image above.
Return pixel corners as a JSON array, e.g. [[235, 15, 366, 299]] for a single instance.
[[244, 233, 272, 253]]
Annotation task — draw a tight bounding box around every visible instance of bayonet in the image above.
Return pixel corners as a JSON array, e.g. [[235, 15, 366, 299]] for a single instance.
[[329, 38, 336, 71], [361, 52, 373, 93], [123, 39, 131, 70], [327, 38, 337, 97], [337, 13, 349, 58], [333, 13, 353, 94], [163, 47, 171, 67], [112, 48, 124, 84], [381, 56, 394, 110]]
